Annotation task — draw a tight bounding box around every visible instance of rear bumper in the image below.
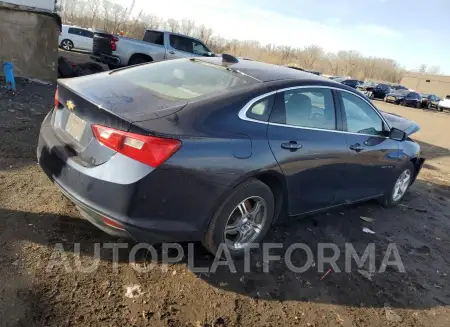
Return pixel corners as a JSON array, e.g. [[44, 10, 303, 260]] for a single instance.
[[37, 112, 229, 243], [90, 54, 121, 66]]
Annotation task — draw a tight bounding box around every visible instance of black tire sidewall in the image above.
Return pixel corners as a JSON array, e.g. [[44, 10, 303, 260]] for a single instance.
[[203, 179, 275, 258]]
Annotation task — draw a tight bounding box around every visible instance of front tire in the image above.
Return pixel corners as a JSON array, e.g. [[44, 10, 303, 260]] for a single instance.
[[203, 179, 275, 258], [60, 39, 74, 51], [380, 162, 414, 207]]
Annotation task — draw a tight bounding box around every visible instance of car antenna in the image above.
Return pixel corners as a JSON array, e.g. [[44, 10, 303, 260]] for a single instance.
[[222, 54, 239, 64]]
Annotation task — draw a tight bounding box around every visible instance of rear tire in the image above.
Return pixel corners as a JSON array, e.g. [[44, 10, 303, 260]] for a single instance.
[[380, 162, 414, 208], [203, 179, 275, 258]]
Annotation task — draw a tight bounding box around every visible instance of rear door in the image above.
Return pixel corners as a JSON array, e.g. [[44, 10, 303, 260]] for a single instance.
[[80, 29, 94, 51], [267, 87, 349, 215], [68, 27, 83, 48], [336, 90, 400, 202]]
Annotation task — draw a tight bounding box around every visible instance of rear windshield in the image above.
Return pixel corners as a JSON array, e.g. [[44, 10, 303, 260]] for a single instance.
[[113, 59, 259, 100]]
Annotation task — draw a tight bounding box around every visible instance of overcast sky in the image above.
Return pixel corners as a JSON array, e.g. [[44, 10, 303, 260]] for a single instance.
[[113, 0, 450, 74]]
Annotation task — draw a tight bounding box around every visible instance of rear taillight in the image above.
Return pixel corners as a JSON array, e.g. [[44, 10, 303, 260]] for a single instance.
[[54, 88, 59, 108], [91, 125, 181, 168], [111, 36, 118, 51]]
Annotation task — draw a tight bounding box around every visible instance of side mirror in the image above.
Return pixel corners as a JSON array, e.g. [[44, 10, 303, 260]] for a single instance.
[[390, 127, 406, 141]]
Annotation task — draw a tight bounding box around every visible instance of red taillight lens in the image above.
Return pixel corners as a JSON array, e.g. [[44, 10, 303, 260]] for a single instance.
[[54, 88, 59, 109], [102, 216, 124, 230], [91, 125, 181, 168], [111, 36, 118, 51]]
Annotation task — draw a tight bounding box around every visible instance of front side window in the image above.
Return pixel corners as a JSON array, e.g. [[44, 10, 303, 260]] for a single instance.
[[170, 35, 194, 53], [341, 91, 385, 136], [192, 40, 210, 56], [270, 88, 336, 130]]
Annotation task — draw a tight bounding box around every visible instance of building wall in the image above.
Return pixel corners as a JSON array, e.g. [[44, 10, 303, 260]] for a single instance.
[[401, 73, 450, 98], [2, 0, 54, 11], [0, 6, 59, 81]]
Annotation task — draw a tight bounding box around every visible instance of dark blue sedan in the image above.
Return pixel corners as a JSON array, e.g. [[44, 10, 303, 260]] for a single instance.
[[401, 92, 422, 108], [37, 56, 425, 256]]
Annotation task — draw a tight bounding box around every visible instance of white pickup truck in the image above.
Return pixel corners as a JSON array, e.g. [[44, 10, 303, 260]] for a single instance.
[[91, 29, 215, 68]]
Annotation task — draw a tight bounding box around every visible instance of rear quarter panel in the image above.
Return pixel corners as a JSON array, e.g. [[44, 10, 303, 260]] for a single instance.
[[114, 37, 167, 64]]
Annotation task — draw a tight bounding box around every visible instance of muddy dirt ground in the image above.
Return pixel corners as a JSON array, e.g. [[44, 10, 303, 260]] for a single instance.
[[1, 76, 450, 327]]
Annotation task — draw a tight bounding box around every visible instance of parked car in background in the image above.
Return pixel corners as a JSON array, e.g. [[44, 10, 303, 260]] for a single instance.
[[384, 90, 409, 105], [59, 25, 94, 51], [341, 79, 363, 89], [401, 92, 422, 108], [438, 95, 450, 112], [420, 94, 440, 109], [357, 81, 377, 96], [91, 29, 214, 69], [37, 56, 424, 257], [371, 83, 391, 100], [390, 85, 409, 91]]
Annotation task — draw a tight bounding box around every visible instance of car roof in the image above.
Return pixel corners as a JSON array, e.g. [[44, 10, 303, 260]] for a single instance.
[[197, 57, 328, 82]]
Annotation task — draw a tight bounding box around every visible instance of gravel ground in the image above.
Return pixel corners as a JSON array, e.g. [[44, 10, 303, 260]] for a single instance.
[[0, 73, 450, 327]]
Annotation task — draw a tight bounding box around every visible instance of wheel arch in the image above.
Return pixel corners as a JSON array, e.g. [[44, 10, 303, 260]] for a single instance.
[[128, 53, 153, 65]]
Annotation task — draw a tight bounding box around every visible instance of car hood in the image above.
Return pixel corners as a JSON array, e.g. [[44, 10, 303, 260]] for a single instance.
[[380, 111, 420, 136], [439, 99, 450, 105]]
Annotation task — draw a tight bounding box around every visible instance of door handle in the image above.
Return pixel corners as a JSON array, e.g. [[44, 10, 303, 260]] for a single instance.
[[349, 143, 364, 152], [281, 141, 302, 151], [168, 50, 175, 55]]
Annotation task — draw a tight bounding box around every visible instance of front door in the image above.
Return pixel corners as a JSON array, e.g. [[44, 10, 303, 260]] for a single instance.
[[267, 87, 349, 215], [336, 90, 400, 202], [166, 35, 195, 59]]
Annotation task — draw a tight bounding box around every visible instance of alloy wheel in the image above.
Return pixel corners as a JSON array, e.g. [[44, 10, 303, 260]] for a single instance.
[[224, 196, 267, 250], [62, 40, 73, 50], [392, 169, 411, 202]]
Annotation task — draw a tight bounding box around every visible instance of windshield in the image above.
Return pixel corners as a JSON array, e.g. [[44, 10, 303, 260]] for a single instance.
[[446, 95, 450, 100], [113, 59, 259, 100]]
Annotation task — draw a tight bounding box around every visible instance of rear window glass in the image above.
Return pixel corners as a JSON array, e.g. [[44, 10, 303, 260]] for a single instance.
[[115, 59, 259, 100]]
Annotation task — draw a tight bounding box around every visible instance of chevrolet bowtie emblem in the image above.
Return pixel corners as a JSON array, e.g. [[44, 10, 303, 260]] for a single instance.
[[66, 100, 75, 111]]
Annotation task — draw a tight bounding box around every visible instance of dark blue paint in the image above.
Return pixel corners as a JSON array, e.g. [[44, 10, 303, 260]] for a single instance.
[[37, 59, 424, 244]]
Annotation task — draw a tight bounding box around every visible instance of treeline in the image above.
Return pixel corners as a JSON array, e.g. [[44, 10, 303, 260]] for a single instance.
[[58, 0, 406, 82]]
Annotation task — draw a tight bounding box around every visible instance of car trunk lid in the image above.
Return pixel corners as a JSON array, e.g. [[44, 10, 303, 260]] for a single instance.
[[52, 75, 187, 166]]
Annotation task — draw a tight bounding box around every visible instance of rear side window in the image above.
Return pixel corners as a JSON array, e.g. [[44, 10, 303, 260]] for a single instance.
[[143, 31, 164, 46], [68, 28, 80, 35], [115, 59, 258, 100], [246, 96, 275, 122], [270, 88, 336, 130], [81, 30, 94, 38]]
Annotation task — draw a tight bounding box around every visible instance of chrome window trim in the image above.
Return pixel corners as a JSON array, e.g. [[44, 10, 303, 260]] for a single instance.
[[237, 85, 392, 134]]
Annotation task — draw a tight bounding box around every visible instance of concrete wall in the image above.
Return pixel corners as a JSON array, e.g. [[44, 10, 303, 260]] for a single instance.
[[2, 0, 54, 11], [401, 73, 450, 98], [0, 6, 59, 81]]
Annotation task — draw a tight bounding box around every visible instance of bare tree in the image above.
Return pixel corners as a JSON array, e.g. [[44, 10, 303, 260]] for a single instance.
[[166, 19, 180, 33], [180, 19, 195, 36], [57, 4, 406, 83], [86, 0, 101, 27], [427, 65, 440, 75], [417, 64, 427, 73]]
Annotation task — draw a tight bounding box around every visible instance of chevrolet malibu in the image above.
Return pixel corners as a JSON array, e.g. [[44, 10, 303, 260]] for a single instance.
[[37, 56, 425, 256]]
